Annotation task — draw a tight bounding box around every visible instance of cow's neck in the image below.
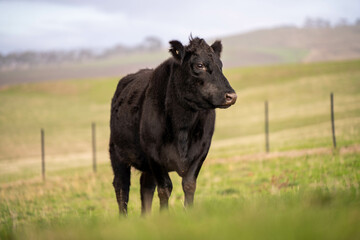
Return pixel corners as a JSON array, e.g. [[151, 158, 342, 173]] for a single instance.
[[166, 73, 199, 164], [166, 62, 201, 129], [161, 61, 209, 165]]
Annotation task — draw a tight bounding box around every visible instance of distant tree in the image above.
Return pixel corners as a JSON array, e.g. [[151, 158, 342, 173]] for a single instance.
[[303, 17, 331, 28], [319, 18, 331, 28], [303, 17, 314, 28], [356, 18, 360, 26], [142, 36, 162, 51], [335, 18, 349, 27], [103, 44, 129, 57], [78, 49, 93, 60]]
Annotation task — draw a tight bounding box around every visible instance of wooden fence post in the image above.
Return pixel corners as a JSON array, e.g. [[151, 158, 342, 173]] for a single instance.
[[41, 128, 45, 181], [92, 122, 97, 173], [265, 101, 270, 153], [330, 93, 337, 148]]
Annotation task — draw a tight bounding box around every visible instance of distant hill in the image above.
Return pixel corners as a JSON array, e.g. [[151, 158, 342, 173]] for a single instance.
[[221, 25, 360, 68], [1, 25, 360, 86]]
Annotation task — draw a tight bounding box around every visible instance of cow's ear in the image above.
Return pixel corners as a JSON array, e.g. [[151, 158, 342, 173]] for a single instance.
[[169, 40, 185, 62], [211, 40, 222, 57]]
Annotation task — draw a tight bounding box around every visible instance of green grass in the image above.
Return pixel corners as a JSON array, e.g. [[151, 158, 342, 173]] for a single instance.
[[1, 59, 360, 239], [1, 59, 359, 163], [253, 47, 309, 63], [1, 152, 359, 239]]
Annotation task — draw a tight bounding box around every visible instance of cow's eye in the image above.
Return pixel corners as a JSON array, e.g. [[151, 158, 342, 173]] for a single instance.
[[196, 63, 205, 70]]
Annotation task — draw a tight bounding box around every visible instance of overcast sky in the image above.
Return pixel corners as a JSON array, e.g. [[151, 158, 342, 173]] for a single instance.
[[0, 0, 359, 54]]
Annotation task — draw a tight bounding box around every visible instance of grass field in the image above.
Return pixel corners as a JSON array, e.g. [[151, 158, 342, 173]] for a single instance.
[[0, 59, 360, 239], [1, 152, 359, 240]]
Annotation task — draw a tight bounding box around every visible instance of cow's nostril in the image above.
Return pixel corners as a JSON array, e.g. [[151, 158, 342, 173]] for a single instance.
[[225, 93, 237, 105]]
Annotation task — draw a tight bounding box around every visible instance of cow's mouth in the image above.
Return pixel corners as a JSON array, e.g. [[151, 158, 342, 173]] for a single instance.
[[217, 104, 232, 109]]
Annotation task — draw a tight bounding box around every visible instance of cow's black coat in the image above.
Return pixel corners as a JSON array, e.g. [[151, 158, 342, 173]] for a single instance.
[[110, 37, 237, 215]]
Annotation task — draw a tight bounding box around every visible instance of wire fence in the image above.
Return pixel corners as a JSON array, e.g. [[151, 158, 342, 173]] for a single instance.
[[0, 92, 347, 182]]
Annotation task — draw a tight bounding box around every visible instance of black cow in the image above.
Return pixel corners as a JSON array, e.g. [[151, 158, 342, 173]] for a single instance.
[[109, 37, 237, 215]]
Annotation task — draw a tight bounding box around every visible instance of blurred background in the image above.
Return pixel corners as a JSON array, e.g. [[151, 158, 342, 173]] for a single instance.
[[1, 0, 360, 85]]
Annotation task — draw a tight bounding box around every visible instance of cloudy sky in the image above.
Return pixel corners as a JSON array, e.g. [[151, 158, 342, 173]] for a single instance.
[[0, 0, 359, 54]]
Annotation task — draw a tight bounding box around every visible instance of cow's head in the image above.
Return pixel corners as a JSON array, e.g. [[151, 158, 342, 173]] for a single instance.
[[169, 37, 237, 110]]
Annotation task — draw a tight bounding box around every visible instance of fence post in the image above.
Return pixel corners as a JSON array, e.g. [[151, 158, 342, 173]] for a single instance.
[[265, 101, 270, 153], [92, 122, 97, 173], [330, 93, 337, 148], [41, 128, 45, 181]]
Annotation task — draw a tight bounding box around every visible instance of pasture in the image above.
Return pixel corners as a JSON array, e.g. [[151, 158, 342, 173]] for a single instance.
[[0, 59, 360, 239]]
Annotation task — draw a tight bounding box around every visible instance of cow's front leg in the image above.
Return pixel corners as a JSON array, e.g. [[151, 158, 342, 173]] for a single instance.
[[182, 177, 196, 207], [182, 156, 206, 207]]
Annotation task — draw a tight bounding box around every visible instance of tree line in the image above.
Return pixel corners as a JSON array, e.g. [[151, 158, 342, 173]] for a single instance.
[[0, 36, 162, 71], [303, 17, 360, 29]]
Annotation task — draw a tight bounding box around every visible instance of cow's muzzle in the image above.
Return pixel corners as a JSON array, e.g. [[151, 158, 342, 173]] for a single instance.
[[225, 92, 237, 106], [217, 92, 237, 108]]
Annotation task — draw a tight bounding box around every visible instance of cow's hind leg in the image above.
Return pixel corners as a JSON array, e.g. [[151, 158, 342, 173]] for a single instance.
[[113, 169, 130, 215], [140, 172, 156, 215], [148, 161, 172, 210], [110, 143, 131, 216], [157, 173, 172, 210]]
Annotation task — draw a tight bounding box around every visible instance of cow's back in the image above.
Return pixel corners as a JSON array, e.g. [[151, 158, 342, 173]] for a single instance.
[[110, 69, 153, 171]]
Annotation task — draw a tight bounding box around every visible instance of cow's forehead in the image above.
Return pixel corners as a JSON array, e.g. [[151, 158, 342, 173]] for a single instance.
[[194, 48, 220, 64], [186, 38, 210, 53], [197, 46, 212, 55], [185, 37, 221, 63]]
